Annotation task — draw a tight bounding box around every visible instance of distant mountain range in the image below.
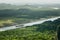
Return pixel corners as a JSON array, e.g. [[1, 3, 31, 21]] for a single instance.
[[0, 3, 60, 10]]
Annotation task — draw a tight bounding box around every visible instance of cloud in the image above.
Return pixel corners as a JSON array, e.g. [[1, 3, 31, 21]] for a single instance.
[[0, 0, 60, 4]]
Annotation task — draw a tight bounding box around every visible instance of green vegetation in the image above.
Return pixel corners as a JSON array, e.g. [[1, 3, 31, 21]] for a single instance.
[[0, 8, 60, 27], [0, 4, 60, 27], [0, 4, 60, 40], [0, 20, 14, 27], [0, 18, 60, 40]]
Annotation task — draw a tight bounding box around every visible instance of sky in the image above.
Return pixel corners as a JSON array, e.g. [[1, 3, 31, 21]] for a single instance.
[[0, 0, 60, 5]]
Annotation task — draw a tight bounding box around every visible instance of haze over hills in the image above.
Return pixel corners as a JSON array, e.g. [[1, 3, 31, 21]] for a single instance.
[[0, 3, 60, 10], [0, 3, 60, 28]]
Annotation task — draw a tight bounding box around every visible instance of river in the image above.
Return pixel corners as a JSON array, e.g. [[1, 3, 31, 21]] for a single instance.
[[0, 16, 60, 31]]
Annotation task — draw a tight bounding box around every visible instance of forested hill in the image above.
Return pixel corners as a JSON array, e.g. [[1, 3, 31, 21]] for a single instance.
[[0, 3, 60, 19], [0, 6, 60, 27], [0, 3, 60, 28], [0, 18, 60, 40], [0, 9, 60, 19]]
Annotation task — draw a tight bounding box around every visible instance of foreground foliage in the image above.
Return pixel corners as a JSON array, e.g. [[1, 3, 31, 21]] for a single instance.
[[0, 18, 60, 40]]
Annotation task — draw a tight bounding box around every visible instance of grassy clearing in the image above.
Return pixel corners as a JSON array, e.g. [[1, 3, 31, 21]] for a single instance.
[[0, 19, 14, 27]]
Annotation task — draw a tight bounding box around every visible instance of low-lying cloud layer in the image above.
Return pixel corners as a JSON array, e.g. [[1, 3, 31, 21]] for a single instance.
[[0, 0, 60, 4]]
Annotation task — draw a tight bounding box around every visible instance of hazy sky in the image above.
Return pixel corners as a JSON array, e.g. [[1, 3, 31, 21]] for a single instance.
[[0, 0, 60, 4]]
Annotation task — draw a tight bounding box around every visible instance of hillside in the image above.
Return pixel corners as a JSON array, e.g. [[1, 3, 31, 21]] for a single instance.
[[0, 8, 60, 27], [0, 18, 60, 40]]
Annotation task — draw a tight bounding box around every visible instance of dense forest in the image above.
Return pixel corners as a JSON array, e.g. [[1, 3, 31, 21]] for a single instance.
[[0, 9, 60, 18], [0, 18, 60, 40]]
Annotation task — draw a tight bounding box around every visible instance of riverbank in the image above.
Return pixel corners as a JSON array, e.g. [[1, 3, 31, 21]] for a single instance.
[[0, 16, 60, 31]]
